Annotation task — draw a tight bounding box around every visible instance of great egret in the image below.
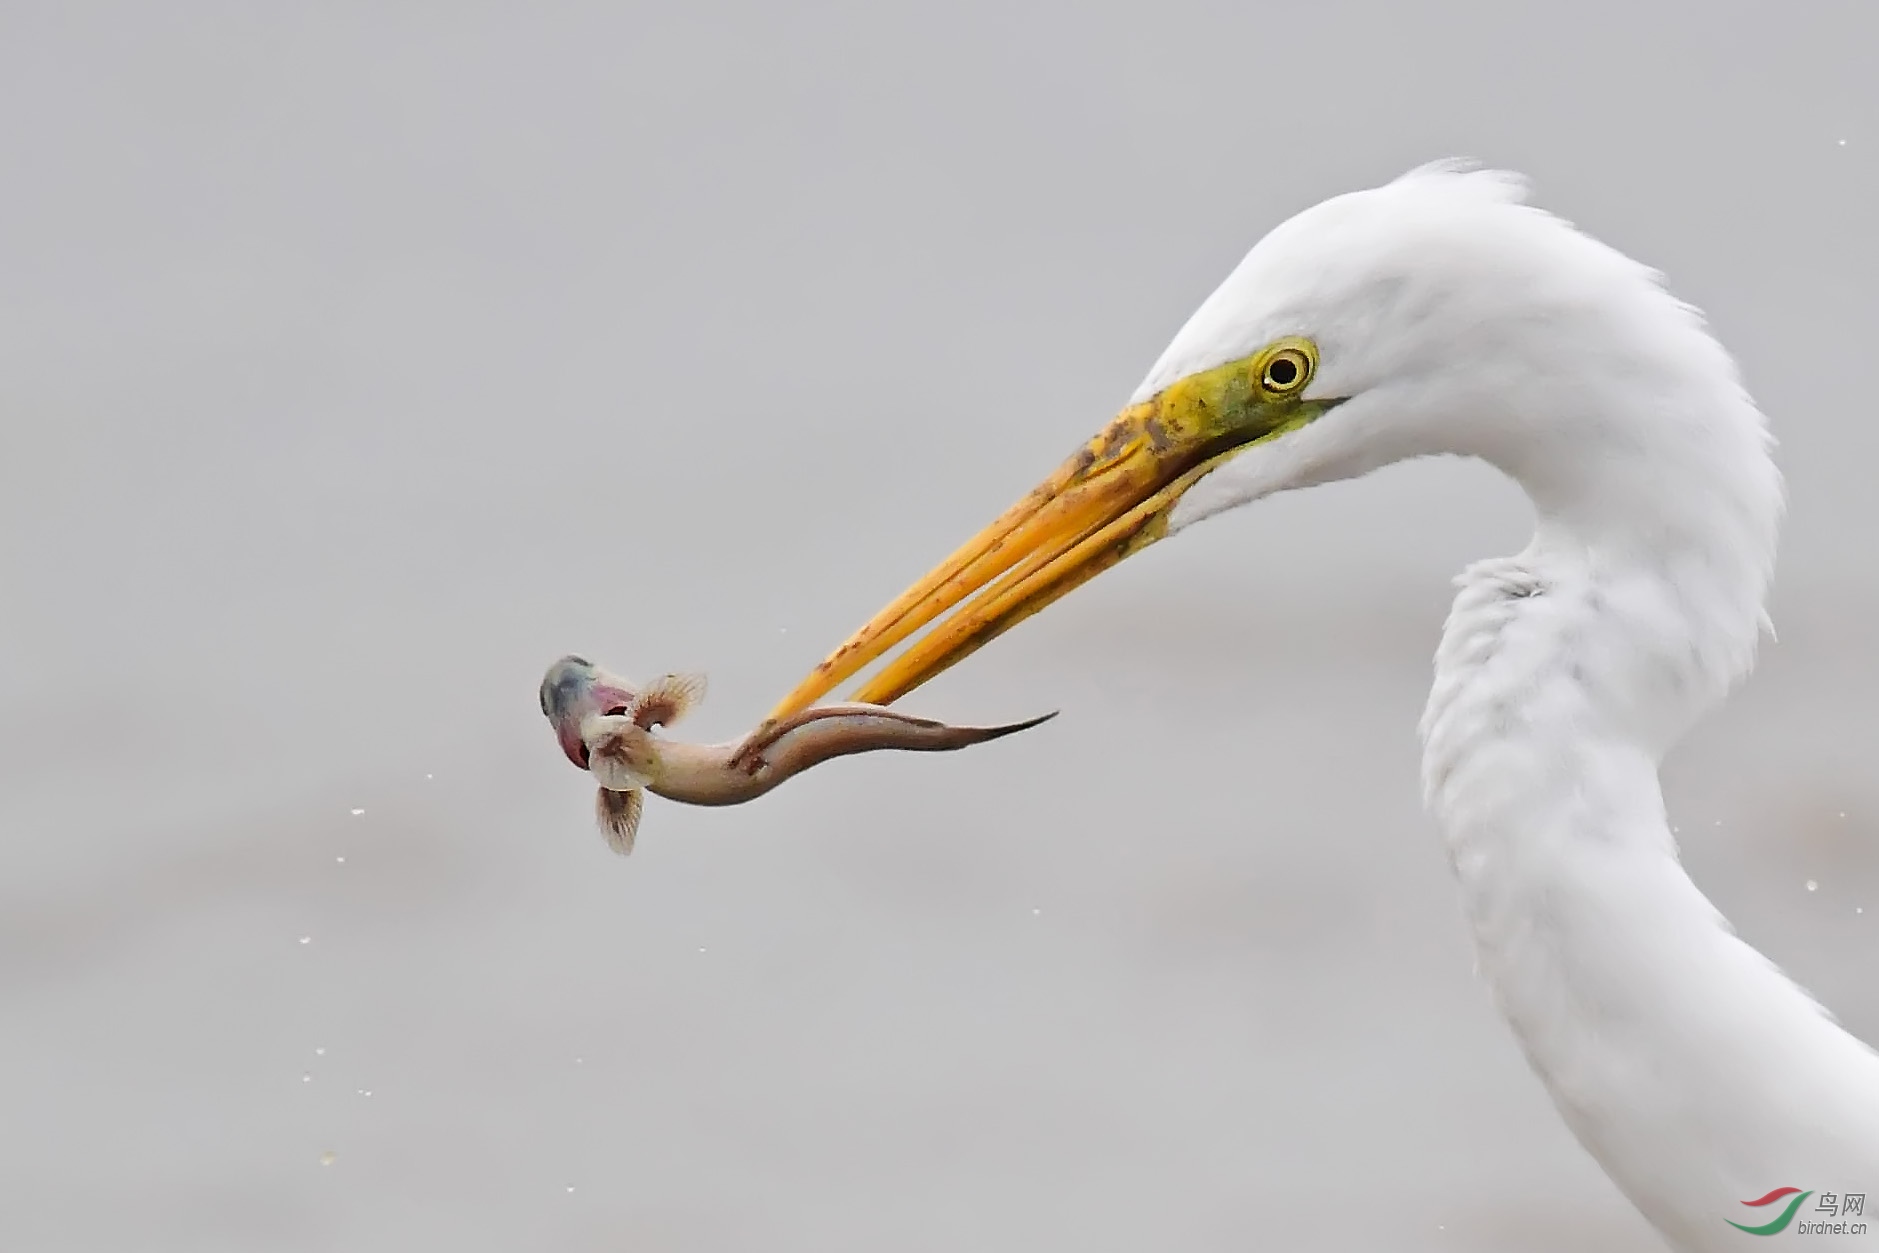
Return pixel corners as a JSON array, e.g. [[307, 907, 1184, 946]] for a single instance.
[[760, 163, 1879, 1250]]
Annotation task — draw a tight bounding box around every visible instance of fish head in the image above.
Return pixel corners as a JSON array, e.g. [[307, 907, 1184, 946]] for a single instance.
[[539, 655, 638, 769]]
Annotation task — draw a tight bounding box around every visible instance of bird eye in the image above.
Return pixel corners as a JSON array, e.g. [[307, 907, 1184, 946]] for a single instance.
[[1257, 340, 1315, 396]]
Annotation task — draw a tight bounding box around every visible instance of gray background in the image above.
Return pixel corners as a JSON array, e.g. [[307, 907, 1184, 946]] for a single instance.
[[3, 2, 1875, 1250]]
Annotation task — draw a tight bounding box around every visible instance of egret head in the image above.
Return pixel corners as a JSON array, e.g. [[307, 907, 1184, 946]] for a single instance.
[[767, 161, 1776, 719]]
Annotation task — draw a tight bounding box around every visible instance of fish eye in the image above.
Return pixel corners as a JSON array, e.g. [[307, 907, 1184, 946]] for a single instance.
[[1258, 340, 1315, 395]]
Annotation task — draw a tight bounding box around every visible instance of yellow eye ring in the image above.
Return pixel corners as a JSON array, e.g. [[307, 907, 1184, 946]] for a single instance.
[[1257, 339, 1316, 396]]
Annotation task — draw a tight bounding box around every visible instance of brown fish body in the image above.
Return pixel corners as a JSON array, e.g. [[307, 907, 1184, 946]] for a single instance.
[[630, 704, 1053, 807]]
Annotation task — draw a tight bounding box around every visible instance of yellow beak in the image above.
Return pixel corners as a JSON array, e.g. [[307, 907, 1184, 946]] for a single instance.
[[765, 343, 1336, 724]]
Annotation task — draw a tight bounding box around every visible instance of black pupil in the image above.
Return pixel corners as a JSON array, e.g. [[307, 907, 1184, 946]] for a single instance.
[[1267, 357, 1298, 386]]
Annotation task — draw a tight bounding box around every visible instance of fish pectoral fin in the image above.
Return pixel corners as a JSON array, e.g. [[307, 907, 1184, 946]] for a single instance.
[[632, 672, 708, 730], [595, 787, 644, 855]]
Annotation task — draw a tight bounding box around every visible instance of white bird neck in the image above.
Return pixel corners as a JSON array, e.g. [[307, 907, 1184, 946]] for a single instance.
[[1418, 443, 1879, 1248]]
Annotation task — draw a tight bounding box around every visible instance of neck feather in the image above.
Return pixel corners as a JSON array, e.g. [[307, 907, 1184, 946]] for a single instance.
[[1419, 418, 1879, 1249]]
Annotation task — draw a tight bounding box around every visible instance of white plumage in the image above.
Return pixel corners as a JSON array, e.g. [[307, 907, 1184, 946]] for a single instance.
[[1154, 164, 1879, 1250], [765, 161, 1879, 1249]]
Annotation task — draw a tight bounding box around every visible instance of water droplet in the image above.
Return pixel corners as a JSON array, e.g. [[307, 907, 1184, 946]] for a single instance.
[[335, 856, 346, 864], [299, 936, 312, 945], [314, 1047, 325, 1056], [357, 1088, 372, 1097], [574, 1057, 584, 1065], [566, 1185, 576, 1194], [1032, 908, 1041, 916], [350, 808, 365, 817], [1839, 138, 1848, 146], [697, 947, 707, 954], [320, 1151, 336, 1166], [1714, 819, 1723, 827], [301, 1073, 312, 1083], [1806, 880, 1819, 892], [1839, 811, 1847, 819]]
